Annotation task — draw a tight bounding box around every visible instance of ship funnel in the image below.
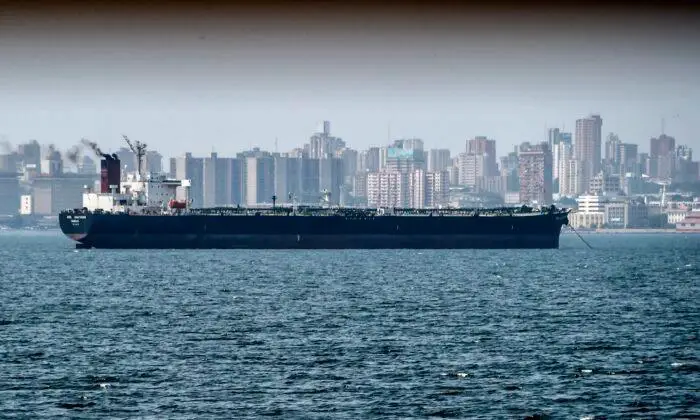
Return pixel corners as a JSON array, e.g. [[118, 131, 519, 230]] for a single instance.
[[100, 154, 121, 193]]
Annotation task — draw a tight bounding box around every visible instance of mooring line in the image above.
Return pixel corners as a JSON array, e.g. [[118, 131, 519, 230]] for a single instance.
[[569, 225, 594, 249]]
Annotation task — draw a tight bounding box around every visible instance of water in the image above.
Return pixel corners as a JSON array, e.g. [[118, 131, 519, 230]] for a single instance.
[[1, 231, 698, 418]]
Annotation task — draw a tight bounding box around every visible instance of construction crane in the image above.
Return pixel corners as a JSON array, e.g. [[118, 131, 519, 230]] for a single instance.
[[122, 135, 147, 178]]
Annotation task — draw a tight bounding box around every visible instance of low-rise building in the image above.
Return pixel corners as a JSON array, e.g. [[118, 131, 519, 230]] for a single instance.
[[569, 211, 604, 229], [604, 202, 626, 228], [666, 209, 689, 225]]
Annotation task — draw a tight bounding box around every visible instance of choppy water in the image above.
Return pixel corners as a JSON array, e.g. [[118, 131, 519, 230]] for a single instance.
[[0, 231, 698, 418]]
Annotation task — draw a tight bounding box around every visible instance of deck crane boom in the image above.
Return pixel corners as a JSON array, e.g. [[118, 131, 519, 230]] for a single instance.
[[122, 135, 147, 178]]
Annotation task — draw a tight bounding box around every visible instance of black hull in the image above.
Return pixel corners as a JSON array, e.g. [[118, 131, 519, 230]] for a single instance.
[[66, 233, 560, 249], [59, 212, 568, 249]]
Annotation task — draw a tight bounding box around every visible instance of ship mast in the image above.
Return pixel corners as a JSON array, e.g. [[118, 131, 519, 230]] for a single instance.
[[122, 134, 147, 179]]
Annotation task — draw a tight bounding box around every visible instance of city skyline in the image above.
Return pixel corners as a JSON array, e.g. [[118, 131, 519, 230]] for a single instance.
[[1, 113, 697, 218], [0, 115, 692, 161], [1, 115, 694, 178]]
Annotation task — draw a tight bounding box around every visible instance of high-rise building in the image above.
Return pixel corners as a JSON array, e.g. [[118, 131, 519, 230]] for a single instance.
[[675, 145, 698, 183], [604, 133, 621, 172], [518, 142, 553, 205], [31, 175, 97, 215], [367, 171, 409, 208], [547, 128, 561, 152], [175, 153, 204, 207], [466, 136, 498, 176], [407, 169, 449, 208], [559, 159, 582, 197], [0, 172, 20, 215], [203, 153, 242, 207], [353, 172, 369, 201], [409, 169, 427, 208], [427, 149, 451, 172], [446, 165, 459, 186], [575, 114, 603, 188], [649, 134, 675, 180], [358, 147, 381, 173], [202, 152, 218, 207], [319, 157, 344, 205], [115, 147, 136, 177], [245, 156, 275, 206], [300, 157, 320, 204], [426, 171, 450, 208], [0, 153, 17, 173], [217, 157, 245, 206], [618, 143, 639, 175], [274, 155, 302, 203], [338, 148, 358, 188], [78, 156, 97, 175], [500, 148, 520, 193], [476, 175, 506, 197], [557, 141, 581, 196], [638, 153, 651, 177], [588, 172, 621, 196], [17, 140, 41, 170], [650, 134, 676, 156], [458, 152, 485, 186], [169, 157, 177, 178], [307, 121, 345, 159], [385, 139, 425, 173], [40, 150, 63, 177], [548, 131, 572, 182], [409, 169, 450, 208], [145, 150, 163, 175]]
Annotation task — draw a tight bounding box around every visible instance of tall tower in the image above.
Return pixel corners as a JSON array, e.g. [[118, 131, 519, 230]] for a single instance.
[[649, 134, 676, 180], [518, 142, 553, 205], [604, 133, 621, 173], [575, 114, 603, 191], [547, 128, 560, 152]]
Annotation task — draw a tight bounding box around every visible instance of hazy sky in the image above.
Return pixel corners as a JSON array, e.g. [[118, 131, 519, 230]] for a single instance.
[[1, 1, 699, 158]]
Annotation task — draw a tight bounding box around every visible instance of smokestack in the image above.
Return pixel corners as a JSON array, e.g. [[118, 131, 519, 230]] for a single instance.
[[100, 155, 121, 193]]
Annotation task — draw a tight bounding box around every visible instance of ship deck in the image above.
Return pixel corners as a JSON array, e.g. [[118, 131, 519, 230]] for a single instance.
[[62, 205, 569, 218]]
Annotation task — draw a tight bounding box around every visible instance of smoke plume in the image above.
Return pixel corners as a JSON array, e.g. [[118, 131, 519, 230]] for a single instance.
[[45, 144, 62, 160], [66, 145, 83, 164], [81, 138, 103, 157]]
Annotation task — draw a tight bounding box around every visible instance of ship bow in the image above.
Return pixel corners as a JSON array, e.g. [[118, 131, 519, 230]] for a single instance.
[[59, 212, 91, 244]]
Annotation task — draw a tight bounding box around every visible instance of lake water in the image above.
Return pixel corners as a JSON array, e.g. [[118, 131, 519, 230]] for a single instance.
[[1, 231, 698, 418]]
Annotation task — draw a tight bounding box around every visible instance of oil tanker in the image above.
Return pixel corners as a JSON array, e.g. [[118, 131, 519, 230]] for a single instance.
[[59, 153, 570, 249]]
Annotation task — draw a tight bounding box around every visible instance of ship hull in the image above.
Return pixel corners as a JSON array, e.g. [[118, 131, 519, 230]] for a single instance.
[[60, 211, 568, 249]]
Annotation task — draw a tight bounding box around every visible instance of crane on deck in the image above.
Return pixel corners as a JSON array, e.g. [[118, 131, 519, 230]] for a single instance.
[[123, 135, 147, 179]]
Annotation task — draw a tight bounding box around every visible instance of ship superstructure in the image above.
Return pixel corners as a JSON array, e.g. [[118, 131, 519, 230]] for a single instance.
[[82, 172, 190, 214]]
